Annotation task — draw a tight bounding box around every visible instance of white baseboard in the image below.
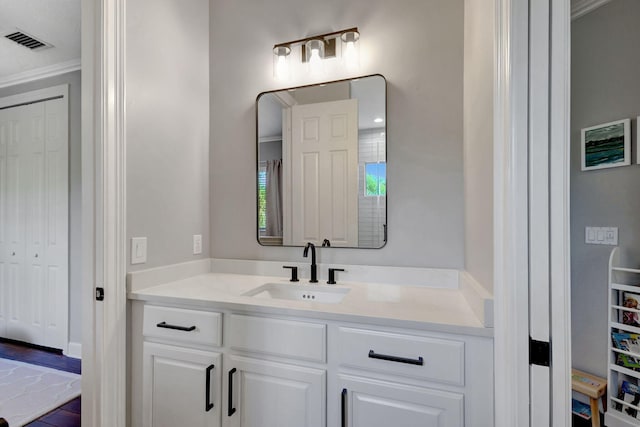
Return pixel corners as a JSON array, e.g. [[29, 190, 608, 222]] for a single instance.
[[460, 271, 494, 327], [66, 342, 82, 359]]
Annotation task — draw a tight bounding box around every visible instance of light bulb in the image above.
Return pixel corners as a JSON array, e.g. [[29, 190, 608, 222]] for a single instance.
[[344, 41, 358, 69], [309, 48, 322, 74], [275, 55, 288, 80], [341, 30, 360, 71], [273, 45, 291, 80]]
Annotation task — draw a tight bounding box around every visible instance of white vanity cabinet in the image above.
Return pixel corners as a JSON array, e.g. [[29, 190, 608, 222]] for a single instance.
[[223, 314, 327, 427], [136, 304, 224, 427], [130, 301, 493, 427]]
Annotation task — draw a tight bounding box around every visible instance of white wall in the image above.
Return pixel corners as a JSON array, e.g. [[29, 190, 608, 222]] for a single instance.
[[571, 0, 640, 377], [126, 0, 210, 270], [210, 0, 465, 269], [0, 70, 82, 344], [463, 0, 495, 293]]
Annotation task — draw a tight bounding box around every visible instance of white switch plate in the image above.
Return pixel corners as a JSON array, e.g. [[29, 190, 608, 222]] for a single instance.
[[131, 237, 147, 264], [585, 227, 618, 245], [193, 234, 202, 255]]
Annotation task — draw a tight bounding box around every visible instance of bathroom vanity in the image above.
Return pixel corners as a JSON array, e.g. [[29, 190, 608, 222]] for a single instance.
[[127, 261, 494, 427]]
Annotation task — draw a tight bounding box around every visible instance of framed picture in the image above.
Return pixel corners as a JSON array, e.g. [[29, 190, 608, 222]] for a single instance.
[[581, 118, 631, 171]]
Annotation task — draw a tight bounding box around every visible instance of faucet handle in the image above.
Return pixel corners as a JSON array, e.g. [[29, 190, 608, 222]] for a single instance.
[[283, 265, 299, 282], [327, 268, 345, 285]]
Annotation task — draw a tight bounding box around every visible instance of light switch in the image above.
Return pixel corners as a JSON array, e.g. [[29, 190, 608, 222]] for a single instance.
[[131, 237, 147, 264], [585, 227, 618, 245], [193, 234, 202, 255]]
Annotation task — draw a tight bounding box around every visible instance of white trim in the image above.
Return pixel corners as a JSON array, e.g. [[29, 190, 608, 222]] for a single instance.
[[81, 0, 127, 424], [66, 342, 83, 359], [80, 0, 98, 423], [494, 0, 531, 425], [0, 84, 69, 109], [0, 59, 81, 89], [460, 272, 494, 327], [571, 0, 612, 20], [550, 0, 572, 424]]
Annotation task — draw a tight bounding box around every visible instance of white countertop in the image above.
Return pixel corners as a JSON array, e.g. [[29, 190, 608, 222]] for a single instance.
[[128, 272, 493, 337]]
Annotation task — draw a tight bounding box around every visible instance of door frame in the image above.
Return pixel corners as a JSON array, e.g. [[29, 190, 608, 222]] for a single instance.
[[493, 0, 572, 425], [85, 0, 573, 425], [81, 0, 127, 425], [0, 84, 70, 354]]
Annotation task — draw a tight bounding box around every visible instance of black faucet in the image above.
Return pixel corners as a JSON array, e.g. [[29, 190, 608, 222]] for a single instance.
[[303, 242, 318, 283]]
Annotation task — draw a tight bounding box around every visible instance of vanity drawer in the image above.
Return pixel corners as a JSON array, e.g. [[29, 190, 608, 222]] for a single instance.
[[336, 327, 464, 386], [142, 305, 222, 347], [228, 314, 326, 362]]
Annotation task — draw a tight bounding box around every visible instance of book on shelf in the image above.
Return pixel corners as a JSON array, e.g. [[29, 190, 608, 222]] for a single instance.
[[571, 398, 591, 420], [612, 332, 640, 370], [622, 292, 640, 327], [617, 380, 640, 419]]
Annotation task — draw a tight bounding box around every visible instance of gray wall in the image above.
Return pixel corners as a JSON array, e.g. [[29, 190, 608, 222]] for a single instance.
[[0, 70, 83, 344], [126, 0, 210, 270], [571, 0, 640, 377], [463, 0, 494, 293], [210, 0, 465, 268]]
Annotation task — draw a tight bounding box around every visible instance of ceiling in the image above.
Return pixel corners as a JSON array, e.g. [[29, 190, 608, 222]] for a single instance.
[[0, 0, 608, 89], [0, 0, 80, 86]]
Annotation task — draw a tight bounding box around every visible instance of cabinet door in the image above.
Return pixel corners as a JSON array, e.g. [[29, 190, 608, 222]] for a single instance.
[[143, 342, 221, 427], [225, 355, 325, 427], [338, 375, 464, 427]]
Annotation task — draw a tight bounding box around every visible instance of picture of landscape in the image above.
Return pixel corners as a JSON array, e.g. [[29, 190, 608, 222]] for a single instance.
[[582, 119, 630, 170]]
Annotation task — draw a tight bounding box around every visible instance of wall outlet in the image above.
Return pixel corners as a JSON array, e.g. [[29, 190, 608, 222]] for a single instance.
[[193, 234, 202, 255], [131, 237, 147, 264], [585, 227, 618, 245]]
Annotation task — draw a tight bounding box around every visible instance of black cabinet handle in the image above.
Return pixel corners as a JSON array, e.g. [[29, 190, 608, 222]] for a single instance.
[[368, 349, 424, 366], [341, 388, 347, 427], [205, 364, 214, 411], [228, 368, 237, 416], [156, 321, 196, 332]]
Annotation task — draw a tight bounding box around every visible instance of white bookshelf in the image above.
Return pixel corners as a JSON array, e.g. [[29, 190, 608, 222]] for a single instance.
[[606, 247, 640, 427]]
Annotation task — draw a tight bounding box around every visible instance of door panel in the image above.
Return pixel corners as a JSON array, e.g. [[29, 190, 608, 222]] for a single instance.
[[225, 355, 325, 427], [339, 375, 463, 427], [290, 99, 358, 247]]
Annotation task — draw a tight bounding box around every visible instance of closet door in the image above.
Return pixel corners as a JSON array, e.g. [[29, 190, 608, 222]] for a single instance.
[[6, 102, 46, 345], [0, 108, 11, 337], [40, 97, 69, 350], [0, 98, 68, 350]]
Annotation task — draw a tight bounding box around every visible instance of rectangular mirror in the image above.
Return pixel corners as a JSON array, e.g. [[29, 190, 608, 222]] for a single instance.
[[257, 74, 387, 248]]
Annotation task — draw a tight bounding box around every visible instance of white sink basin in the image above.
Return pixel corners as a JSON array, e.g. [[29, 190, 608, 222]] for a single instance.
[[243, 283, 350, 304]]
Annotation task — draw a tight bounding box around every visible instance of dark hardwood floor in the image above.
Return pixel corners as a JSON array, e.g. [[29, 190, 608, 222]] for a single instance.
[[0, 339, 81, 427]]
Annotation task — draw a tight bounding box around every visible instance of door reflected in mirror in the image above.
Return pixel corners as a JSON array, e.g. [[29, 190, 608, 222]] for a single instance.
[[257, 74, 387, 248]]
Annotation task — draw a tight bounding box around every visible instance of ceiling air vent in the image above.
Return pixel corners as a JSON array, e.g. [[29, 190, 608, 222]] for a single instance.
[[4, 31, 52, 51]]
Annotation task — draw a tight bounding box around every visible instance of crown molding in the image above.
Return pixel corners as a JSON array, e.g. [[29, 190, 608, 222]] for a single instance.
[[0, 58, 81, 89], [571, 0, 612, 20]]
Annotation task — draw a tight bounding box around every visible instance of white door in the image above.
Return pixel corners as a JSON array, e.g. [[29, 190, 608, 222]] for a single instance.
[[143, 342, 221, 427], [224, 355, 325, 427], [0, 96, 69, 351], [288, 99, 358, 247], [338, 376, 463, 427]]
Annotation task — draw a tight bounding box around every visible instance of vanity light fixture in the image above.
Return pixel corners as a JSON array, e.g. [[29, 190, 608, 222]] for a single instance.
[[272, 27, 360, 79]]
